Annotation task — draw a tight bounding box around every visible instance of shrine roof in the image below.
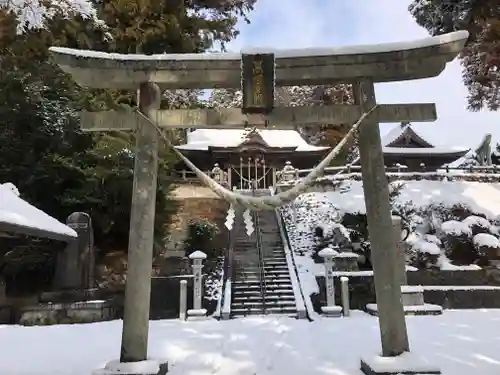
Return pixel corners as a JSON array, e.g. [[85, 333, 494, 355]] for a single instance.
[[383, 146, 470, 155], [381, 123, 469, 155], [176, 129, 328, 152], [0, 183, 77, 241]]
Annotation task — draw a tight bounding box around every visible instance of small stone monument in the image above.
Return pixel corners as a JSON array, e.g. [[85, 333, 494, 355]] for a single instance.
[[54, 212, 95, 290], [319, 247, 342, 317], [187, 250, 207, 320]]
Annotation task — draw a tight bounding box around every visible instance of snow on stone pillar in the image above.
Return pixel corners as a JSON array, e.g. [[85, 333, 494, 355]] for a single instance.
[[187, 251, 207, 319], [319, 247, 342, 317]]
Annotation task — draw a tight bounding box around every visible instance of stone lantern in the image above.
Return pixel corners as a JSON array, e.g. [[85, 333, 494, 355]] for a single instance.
[[277, 161, 296, 183]]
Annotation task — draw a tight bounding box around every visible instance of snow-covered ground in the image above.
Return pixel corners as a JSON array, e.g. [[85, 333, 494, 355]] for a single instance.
[[2, 311, 500, 375]]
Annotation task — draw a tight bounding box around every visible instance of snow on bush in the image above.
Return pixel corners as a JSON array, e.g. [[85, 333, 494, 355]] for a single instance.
[[412, 240, 441, 255], [462, 215, 492, 234], [473, 233, 500, 265], [441, 220, 472, 237], [279, 193, 344, 257], [280, 178, 500, 270], [407, 236, 441, 269], [473, 233, 500, 249]]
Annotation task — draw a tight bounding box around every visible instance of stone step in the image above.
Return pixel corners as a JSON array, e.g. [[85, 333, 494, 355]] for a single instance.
[[233, 279, 292, 289], [231, 308, 266, 316], [253, 297, 295, 304], [233, 302, 296, 311], [263, 262, 287, 267], [233, 289, 294, 295], [266, 307, 296, 314], [252, 269, 289, 274], [233, 295, 295, 302], [232, 281, 262, 286], [263, 273, 290, 278], [232, 300, 265, 307], [263, 278, 291, 283]]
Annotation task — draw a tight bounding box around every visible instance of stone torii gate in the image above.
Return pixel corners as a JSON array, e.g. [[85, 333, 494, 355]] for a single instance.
[[49, 30, 468, 375]]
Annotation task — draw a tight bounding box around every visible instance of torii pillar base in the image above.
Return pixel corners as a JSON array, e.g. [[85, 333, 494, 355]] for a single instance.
[[92, 359, 168, 375], [360, 355, 440, 375]]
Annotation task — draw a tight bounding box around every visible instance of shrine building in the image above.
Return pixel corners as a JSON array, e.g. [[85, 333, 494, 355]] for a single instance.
[[379, 122, 470, 171], [175, 128, 329, 189]]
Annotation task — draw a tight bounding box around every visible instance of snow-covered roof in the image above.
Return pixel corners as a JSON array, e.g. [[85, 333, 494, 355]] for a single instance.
[[383, 146, 469, 155], [176, 129, 328, 152], [381, 123, 433, 147], [381, 123, 469, 154], [0, 183, 77, 241]]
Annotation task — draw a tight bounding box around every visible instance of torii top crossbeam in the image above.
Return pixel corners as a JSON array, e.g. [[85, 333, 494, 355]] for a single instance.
[[49, 31, 468, 90]]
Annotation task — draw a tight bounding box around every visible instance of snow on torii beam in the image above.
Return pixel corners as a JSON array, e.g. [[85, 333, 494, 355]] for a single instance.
[[79, 103, 437, 131], [48, 31, 468, 90]]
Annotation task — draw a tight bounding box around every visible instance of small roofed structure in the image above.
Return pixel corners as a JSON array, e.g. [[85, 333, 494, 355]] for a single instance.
[[175, 128, 329, 188], [381, 122, 470, 171], [0, 183, 77, 242]]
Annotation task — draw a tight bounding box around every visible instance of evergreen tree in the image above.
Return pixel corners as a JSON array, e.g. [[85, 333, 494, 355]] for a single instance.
[[409, 0, 500, 110], [0, 0, 256, 254]]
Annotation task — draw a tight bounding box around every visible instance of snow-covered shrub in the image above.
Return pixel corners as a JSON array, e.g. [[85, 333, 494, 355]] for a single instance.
[[313, 222, 352, 261], [184, 219, 219, 259], [462, 215, 492, 235], [204, 256, 224, 302], [407, 236, 441, 269], [473, 233, 500, 266], [440, 220, 476, 265]]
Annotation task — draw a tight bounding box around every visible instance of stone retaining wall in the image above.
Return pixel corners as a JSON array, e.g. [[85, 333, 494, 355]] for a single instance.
[[313, 269, 500, 312], [18, 300, 114, 326], [164, 184, 228, 256]]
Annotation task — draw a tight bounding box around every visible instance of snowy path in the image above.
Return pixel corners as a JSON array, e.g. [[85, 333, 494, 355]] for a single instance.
[[1, 310, 500, 375]]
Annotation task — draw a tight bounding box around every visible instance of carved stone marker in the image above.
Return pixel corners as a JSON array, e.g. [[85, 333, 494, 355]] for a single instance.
[[187, 250, 207, 320], [319, 247, 342, 317], [54, 212, 95, 290]]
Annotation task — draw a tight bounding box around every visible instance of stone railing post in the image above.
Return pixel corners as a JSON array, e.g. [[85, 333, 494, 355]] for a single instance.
[[179, 279, 187, 321], [340, 276, 350, 317], [187, 251, 207, 319], [319, 247, 342, 317]]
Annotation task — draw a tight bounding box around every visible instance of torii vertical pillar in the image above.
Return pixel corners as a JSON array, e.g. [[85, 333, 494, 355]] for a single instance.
[[120, 82, 160, 363], [354, 79, 410, 357]]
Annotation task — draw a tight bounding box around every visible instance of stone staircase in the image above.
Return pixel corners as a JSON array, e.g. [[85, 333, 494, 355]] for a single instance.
[[230, 190, 297, 317]]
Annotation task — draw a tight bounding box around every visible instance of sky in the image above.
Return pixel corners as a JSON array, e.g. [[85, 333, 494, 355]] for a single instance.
[[225, 0, 499, 149]]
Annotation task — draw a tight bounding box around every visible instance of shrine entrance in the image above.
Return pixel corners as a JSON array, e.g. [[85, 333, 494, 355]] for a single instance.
[[50, 29, 468, 371], [231, 155, 273, 190]]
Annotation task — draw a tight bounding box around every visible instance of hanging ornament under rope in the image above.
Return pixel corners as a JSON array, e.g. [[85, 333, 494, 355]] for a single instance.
[[243, 209, 254, 236], [225, 205, 235, 231]]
